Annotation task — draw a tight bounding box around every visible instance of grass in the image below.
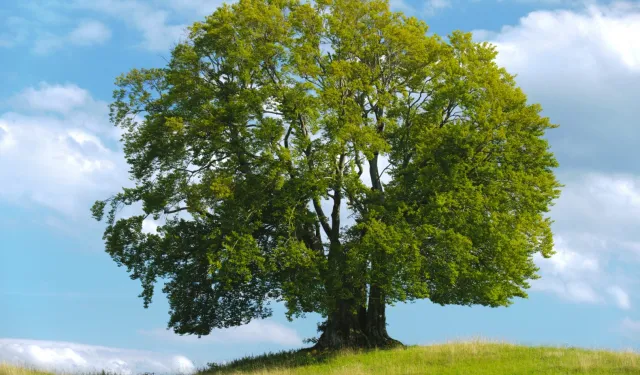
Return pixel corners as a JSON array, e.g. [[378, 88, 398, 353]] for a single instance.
[[2, 341, 639, 375], [0, 364, 58, 375], [202, 340, 640, 375]]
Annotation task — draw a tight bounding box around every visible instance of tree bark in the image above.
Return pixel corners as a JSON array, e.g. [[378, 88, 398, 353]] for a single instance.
[[365, 284, 403, 348], [314, 298, 369, 350], [313, 278, 403, 350], [313, 289, 403, 350]]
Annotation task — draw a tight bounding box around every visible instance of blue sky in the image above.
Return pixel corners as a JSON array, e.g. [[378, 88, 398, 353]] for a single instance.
[[1, 0, 640, 373]]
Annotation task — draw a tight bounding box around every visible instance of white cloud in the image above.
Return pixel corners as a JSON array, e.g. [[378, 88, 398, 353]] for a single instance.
[[607, 286, 631, 310], [485, 3, 640, 73], [0, 116, 124, 215], [0, 82, 127, 217], [142, 218, 159, 234], [0, 123, 16, 151], [31, 20, 112, 55], [68, 20, 112, 46], [551, 173, 640, 246], [542, 240, 600, 277], [0, 338, 195, 375], [11, 83, 92, 114], [139, 319, 302, 346], [69, 0, 190, 52], [473, 2, 640, 174], [529, 174, 640, 308], [532, 277, 601, 304]]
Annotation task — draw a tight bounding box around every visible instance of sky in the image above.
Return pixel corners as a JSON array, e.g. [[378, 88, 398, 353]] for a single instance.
[[1, 0, 640, 373]]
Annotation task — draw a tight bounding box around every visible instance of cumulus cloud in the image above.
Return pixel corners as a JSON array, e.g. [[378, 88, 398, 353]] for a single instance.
[[530, 174, 639, 307], [473, 2, 640, 174], [10, 83, 93, 114], [0, 115, 124, 216], [139, 320, 302, 347], [469, 1, 640, 310], [0, 82, 127, 217], [551, 173, 640, 258], [0, 338, 195, 375], [531, 236, 603, 304]]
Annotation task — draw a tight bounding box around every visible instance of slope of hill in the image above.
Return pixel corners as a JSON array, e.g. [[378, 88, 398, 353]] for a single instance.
[[202, 341, 639, 374], [2, 341, 638, 375]]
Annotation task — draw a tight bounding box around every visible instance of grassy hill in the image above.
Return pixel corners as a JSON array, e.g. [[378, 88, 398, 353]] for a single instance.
[[1, 341, 639, 375]]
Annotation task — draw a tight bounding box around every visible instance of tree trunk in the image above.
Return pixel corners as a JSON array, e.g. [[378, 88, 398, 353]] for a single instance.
[[365, 284, 403, 348], [313, 286, 403, 350], [314, 298, 370, 349], [362, 151, 402, 347], [313, 147, 404, 350]]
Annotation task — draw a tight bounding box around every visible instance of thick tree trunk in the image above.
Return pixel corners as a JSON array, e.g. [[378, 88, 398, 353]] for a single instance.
[[365, 285, 403, 348], [313, 286, 403, 350], [314, 299, 369, 349]]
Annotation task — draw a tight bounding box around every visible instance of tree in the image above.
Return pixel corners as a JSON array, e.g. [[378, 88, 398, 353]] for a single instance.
[[92, 0, 561, 350]]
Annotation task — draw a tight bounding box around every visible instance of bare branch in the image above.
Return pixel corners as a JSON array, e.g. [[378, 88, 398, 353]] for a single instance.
[[379, 163, 392, 179]]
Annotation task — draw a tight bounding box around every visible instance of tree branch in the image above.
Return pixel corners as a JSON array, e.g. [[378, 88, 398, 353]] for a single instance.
[[284, 125, 293, 149], [439, 100, 457, 127], [163, 206, 214, 219], [163, 206, 190, 215], [313, 197, 332, 237]]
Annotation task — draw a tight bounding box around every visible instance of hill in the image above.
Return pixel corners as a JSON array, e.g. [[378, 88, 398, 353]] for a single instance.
[[1, 341, 638, 375]]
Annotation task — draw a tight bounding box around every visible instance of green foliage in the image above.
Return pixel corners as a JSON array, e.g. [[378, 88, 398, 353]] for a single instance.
[[93, 0, 561, 340]]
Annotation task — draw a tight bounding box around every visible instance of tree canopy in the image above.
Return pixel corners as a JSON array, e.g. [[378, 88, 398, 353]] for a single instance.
[[92, 0, 561, 349]]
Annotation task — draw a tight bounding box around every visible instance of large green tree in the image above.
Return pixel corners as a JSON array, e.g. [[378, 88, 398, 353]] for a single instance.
[[92, 0, 561, 349]]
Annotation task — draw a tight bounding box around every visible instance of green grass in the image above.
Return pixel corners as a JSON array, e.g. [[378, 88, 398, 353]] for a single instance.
[[2, 341, 639, 375], [201, 341, 639, 375]]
